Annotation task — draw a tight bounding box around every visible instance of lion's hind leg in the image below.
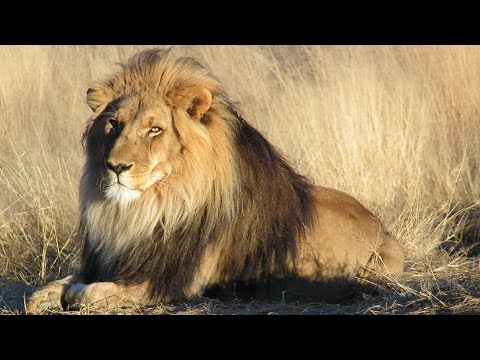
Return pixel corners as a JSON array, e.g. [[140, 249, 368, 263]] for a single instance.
[[358, 235, 405, 283], [377, 235, 405, 278], [26, 275, 82, 314]]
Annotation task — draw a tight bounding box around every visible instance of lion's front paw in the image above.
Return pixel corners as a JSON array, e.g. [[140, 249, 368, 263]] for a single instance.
[[64, 282, 113, 310], [64, 282, 139, 311], [26, 275, 82, 314], [26, 284, 65, 314], [63, 283, 90, 310]]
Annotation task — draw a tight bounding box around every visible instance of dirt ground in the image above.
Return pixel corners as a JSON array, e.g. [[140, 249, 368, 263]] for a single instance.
[[3, 261, 480, 315]]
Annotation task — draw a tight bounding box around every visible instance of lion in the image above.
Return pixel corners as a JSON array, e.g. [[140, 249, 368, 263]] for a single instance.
[[26, 48, 404, 313]]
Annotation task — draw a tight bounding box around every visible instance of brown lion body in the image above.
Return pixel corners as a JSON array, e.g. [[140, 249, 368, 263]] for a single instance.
[[27, 49, 404, 313]]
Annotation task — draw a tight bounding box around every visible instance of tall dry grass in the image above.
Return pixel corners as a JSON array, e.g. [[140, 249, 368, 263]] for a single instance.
[[1, 45, 480, 313]]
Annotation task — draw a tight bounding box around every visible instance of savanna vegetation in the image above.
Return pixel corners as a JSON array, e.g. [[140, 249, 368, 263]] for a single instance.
[[1, 45, 480, 314]]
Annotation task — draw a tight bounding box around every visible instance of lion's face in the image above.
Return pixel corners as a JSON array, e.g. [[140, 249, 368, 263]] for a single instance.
[[85, 72, 213, 205], [99, 95, 182, 203]]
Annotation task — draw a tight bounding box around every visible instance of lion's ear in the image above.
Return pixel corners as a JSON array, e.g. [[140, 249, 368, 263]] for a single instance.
[[86, 86, 114, 112], [169, 85, 212, 121]]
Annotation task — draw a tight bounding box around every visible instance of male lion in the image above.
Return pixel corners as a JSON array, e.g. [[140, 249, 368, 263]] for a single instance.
[[27, 48, 404, 313]]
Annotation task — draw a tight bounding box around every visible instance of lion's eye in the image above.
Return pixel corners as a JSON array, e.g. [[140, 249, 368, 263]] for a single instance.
[[148, 126, 163, 136], [106, 119, 119, 135]]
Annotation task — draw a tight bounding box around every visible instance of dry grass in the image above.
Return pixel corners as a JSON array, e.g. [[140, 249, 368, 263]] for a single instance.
[[1, 45, 480, 315]]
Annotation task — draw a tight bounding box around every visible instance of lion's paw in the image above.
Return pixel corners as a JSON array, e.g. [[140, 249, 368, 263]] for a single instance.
[[64, 283, 89, 309], [26, 275, 82, 314], [64, 282, 121, 310], [26, 284, 65, 314]]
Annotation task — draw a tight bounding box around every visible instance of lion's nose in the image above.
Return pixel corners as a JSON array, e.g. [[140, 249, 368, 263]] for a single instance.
[[106, 161, 133, 175]]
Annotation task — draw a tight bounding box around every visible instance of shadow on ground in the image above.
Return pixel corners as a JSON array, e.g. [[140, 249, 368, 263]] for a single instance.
[[0, 278, 32, 314], [3, 266, 480, 315]]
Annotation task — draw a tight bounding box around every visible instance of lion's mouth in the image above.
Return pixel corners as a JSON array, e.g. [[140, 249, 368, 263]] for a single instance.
[[116, 181, 138, 192]]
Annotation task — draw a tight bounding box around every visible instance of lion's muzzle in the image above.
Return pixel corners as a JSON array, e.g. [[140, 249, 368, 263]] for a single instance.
[[106, 161, 133, 175]]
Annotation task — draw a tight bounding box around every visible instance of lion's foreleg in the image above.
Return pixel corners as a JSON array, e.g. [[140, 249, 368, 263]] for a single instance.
[[64, 281, 150, 311], [26, 274, 84, 314]]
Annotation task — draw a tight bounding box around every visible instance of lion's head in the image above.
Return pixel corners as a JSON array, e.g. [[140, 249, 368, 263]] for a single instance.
[[80, 49, 242, 273], [83, 49, 231, 205]]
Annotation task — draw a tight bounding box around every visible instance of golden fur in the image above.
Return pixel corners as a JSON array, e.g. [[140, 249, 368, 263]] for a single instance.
[[27, 48, 404, 313]]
